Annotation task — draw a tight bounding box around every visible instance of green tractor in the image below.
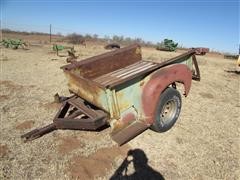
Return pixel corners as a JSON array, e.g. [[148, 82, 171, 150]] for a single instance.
[[156, 39, 178, 52]]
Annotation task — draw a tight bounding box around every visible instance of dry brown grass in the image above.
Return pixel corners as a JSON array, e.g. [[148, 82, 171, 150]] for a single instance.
[[0, 33, 239, 179]]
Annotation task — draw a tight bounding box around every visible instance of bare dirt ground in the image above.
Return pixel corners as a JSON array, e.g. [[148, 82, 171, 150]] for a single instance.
[[0, 34, 239, 180]]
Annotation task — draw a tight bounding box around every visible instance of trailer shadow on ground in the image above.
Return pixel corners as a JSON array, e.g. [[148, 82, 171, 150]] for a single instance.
[[110, 148, 164, 180]]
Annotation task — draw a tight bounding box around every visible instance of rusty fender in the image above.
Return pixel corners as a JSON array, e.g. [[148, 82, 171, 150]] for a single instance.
[[142, 64, 192, 125]]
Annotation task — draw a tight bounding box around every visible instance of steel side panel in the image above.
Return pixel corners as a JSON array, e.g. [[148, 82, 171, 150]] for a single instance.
[[114, 77, 144, 118], [63, 50, 196, 123], [64, 72, 109, 111], [113, 57, 193, 121], [61, 44, 142, 79]]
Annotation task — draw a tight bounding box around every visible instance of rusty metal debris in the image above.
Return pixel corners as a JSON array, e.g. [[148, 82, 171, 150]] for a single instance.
[[66, 50, 78, 63], [53, 93, 69, 103], [22, 44, 200, 145], [193, 47, 209, 55], [52, 44, 75, 57]]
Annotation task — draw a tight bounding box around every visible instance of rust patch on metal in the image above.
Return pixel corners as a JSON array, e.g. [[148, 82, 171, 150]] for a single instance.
[[193, 47, 209, 55], [111, 113, 136, 136], [110, 110, 149, 145], [57, 136, 84, 155], [111, 112, 136, 135], [111, 121, 149, 146], [64, 71, 107, 110], [16, 120, 35, 130], [61, 44, 142, 79], [67, 145, 130, 179], [142, 64, 192, 124], [121, 113, 136, 124]]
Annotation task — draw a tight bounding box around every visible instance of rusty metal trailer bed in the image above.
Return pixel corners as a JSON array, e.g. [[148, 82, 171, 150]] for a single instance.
[[22, 44, 200, 145]]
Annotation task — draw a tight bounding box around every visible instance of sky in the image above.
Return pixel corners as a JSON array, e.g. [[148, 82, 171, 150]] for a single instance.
[[1, 0, 239, 53]]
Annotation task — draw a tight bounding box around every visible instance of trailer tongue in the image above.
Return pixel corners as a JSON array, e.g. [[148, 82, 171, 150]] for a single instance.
[[22, 96, 108, 142], [22, 44, 200, 145]]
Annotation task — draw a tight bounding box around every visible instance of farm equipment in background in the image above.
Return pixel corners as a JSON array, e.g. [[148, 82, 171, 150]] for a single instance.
[[53, 44, 74, 56], [22, 44, 200, 146], [52, 44, 79, 63], [225, 55, 240, 74], [224, 44, 239, 74], [66, 50, 79, 63], [156, 39, 178, 52], [193, 47, 209, 55], [224, 45, 239, 60], [0, 39, 28, 50], [224, 54, 239, 60]]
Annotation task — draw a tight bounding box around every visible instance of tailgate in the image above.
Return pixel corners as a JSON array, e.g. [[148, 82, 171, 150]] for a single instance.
[[63, 70, 109, 111]]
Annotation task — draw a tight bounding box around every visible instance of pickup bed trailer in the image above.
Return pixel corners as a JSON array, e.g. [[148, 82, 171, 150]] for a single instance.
[[22, 44, 200, 145]]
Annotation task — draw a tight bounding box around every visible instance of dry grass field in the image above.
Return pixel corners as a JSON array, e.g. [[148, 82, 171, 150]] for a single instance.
[[0, 33, 239, 180]]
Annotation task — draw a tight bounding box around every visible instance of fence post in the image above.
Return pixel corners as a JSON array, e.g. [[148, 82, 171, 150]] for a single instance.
[[50, 24, 52, 43]]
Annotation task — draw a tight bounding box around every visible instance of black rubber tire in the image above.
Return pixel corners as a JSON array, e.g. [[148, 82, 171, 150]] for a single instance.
[[150, 87, 182, 133]]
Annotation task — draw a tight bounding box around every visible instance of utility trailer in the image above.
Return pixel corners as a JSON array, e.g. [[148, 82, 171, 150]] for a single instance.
[[22, 44, 200, 145]]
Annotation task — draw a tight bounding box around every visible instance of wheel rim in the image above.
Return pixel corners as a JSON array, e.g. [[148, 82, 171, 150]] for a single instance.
[[160, 99, 177, 125]]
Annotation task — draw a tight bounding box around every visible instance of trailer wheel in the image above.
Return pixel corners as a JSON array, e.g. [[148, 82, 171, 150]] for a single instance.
[[150, 87, 182, 132]]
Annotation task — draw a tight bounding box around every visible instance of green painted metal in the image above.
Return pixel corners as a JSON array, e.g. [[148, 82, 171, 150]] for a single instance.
[[180, 55, 193, 69], [52, 44, 74, 51], [165, 53, 193, 69], [111, 56, 194, 121], [114, 77, 143, 118], [64, 56, 194, 122], [20, 45, 200, 145], [63, 71, 110, 112], [52, 44, 75, 56], [156, 39, 178, 52], [52, 44, 65, 51], [63, 46, 198, 127]]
